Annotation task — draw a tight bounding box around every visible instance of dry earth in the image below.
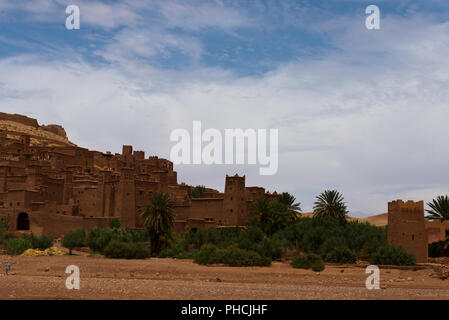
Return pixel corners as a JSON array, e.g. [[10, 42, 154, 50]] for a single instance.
[[0, 255, 448, 300]]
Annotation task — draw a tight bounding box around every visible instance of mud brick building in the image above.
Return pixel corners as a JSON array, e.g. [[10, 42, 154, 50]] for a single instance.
[[388, 200, 428, 263], [0, 113, 277, 237]]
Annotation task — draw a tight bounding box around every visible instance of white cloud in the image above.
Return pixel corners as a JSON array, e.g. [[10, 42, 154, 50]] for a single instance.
[[1, 10, 449, 217], [157, 1, 251, 30]]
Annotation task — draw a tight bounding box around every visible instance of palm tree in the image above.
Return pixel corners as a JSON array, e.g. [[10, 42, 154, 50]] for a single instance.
[[277, 192, 302, 219], [313, 190, 348, 223], [250, 194, 302, 235], [426, 195, 449, 221], [426, 195, 449, 255], [138, 192, 176, 256], [250, 197, 275, 235]]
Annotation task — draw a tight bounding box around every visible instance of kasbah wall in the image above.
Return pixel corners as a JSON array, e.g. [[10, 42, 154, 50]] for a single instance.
[[1, 113, 448, 263], [0, 113, 278, 238]]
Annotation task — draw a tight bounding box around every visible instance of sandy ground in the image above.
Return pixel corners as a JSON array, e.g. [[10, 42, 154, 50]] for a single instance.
[[0, 254, 448, 300]]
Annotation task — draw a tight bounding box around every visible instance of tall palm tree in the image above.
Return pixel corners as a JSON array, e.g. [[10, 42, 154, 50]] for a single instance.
[[250, 194, 302, 235], [138, 192, 175, 256], [426, 195, 449, 221], [277, 192, 302, 219], [426, 195, 449, 255], [313, 190, 348, 223], [250, 197, 275, 235]]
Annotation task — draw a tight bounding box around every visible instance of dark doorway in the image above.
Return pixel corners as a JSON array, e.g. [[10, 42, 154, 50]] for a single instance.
[[17, 212, 30, 230]]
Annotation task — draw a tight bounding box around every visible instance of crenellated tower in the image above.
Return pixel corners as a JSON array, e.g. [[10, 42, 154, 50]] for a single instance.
[[388, 200, 428, 263], [223, 174, 247, 226]]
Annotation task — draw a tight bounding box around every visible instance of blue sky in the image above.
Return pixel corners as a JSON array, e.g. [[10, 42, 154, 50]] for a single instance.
[[0, 0, 449, 216]]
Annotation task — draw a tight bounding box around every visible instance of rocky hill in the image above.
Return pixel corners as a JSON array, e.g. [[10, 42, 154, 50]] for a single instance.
[[0, 112, 76, 147]]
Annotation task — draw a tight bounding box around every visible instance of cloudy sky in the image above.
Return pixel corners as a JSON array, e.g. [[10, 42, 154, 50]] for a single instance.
[[0, 0, 448, 216]]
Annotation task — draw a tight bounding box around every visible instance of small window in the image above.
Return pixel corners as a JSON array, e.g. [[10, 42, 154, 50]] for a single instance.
[[412, 234, 415, 241]]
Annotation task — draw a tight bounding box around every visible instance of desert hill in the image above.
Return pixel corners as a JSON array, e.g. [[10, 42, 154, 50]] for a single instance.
[[0, 112, 76, 147], [302, 212, 388, 226]]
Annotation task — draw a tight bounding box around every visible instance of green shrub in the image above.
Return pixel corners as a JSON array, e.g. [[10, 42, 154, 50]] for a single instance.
[[62, 228, 86, 254], [3, 238, 32, 255], [23, 234, 53, 250], [159, 236, 189, 258], [272, 217, 387, 261], [291, 252, 324, 270], [311, 260, 325, 272], [103, 240, 150, 259], [369, 245, 416, 266], [86, 227, 149, 254], [86, 227, 102, 252], [319, 236, 347, 257], [162, 217, 387, 264], [178, 251, 193, 259], [325, 247, 357, 264], [108, 218, 121, 229], [218, 246, 271, 267], [306, 253, 322, 264], [428, 241, 448, 258], [291, 254, 311, 269], [193, 244, 218, 265], [0, 221, 9, 244], [193, 244, 271, 267]]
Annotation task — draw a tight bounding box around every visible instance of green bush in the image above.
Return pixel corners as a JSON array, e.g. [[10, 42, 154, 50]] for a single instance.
[[159, 236, 190, 258], [369, 245, 416, 266], [218, 246, 271, 267], [306, 253, 322, 264], [272, 217, 387, 261], [23, 234, 53, 250], [178, 251, 193, 259], [62, 228, 86, 254], [0, 221, 9, 244], [428, 241, 448, 258], [291, 254, 311, 269], [193, 244, 271, 267], [103, 240, 150, 259], [160, 216, 387, 265], [109, 218, 121, 229], [3, 238, 32, 255], [86, 227, 149, 254], [161, 226, 282, 261], [319, 236, 347, 257], [193, 244, 218, 265], [325, 247, 357, 264], [311, 260, 325, 272], [291, 252, 324, 270]]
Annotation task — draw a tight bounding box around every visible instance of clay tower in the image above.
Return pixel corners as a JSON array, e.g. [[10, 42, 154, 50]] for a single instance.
[[387, 200, 428, 263], [223, 174, 247, 226]]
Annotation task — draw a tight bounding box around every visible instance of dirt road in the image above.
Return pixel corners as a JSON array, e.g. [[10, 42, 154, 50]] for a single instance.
[[0, 255, 448, 299]]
